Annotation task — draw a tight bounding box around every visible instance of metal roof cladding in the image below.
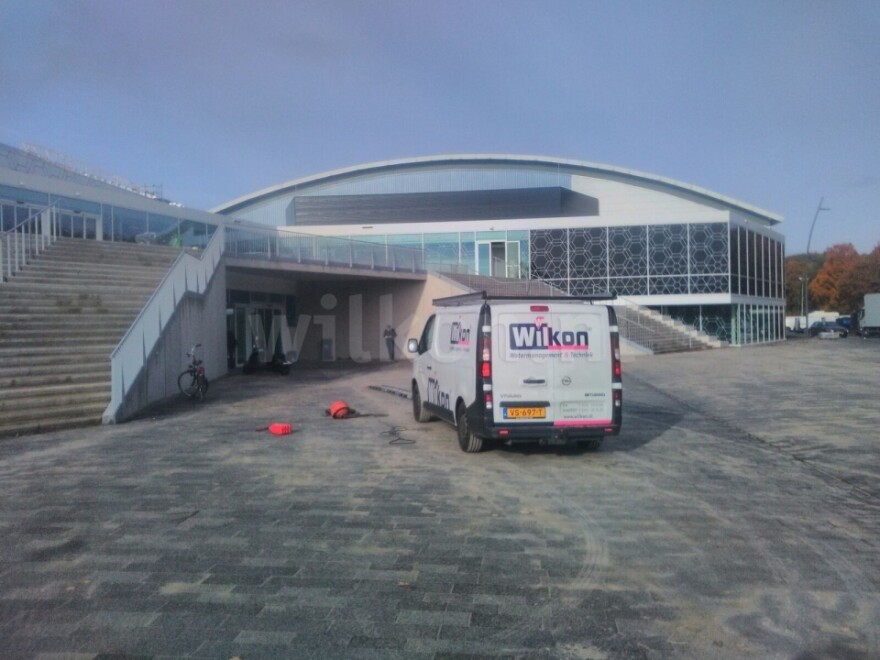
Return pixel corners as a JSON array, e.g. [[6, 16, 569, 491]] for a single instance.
[[212, 154, 783, 225]]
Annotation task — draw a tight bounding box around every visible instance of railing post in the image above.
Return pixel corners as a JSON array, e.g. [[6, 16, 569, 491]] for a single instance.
[[15, 226, 21, 273]]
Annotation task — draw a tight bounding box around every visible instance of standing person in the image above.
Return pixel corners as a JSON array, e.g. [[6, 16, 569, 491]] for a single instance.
[[383, 325, 397, 361]]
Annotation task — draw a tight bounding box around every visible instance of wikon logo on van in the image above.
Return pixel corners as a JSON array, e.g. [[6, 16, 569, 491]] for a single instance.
[[450, 322, 471, 346], [509, 321, 589, 350]]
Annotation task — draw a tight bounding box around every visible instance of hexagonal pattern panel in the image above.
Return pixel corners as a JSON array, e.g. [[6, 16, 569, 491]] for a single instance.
[[608, 226, 647, 278], [689, 223, 728, 274], [569, 227, 607, 278], [648, 224, 688, 276], [650, 276, 689, 295], [530, 229, 568, 279]]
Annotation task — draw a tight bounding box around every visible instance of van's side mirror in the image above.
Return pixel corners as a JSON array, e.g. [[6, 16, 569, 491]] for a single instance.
[[406, 338, 419, 354]]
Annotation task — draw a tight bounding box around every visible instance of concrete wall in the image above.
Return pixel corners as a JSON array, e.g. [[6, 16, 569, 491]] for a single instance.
[[224, 269, 450, 364], [291, 279, 423, 362], [114, 266, 227, 422], [403, 274, 470, 352]]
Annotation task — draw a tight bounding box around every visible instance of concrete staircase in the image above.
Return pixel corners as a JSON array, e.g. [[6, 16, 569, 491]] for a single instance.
[[613, 301, 725, 354], [439, 272, 569, 297], [437, 271, 723, 354], [0, 238, 181, 437]]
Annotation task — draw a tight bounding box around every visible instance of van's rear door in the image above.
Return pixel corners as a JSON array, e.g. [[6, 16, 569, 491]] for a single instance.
[[492, 302, 613, 427]]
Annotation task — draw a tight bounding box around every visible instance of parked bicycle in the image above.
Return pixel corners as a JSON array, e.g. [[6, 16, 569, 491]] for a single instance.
[[178, 343, 209, 400]]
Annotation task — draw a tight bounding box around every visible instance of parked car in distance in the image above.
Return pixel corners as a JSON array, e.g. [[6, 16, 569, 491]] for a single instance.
[[809, 320, 848, 338]]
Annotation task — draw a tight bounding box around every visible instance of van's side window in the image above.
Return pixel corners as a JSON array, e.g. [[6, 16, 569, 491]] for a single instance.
[[418, 315, 436, 354]]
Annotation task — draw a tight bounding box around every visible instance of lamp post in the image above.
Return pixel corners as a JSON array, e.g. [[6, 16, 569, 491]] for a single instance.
[[798, 277, 805, 326], [803, 276, 810, 330], [805, 197, 830, 256]]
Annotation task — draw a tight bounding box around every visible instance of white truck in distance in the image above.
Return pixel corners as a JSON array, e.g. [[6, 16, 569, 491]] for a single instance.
[[859, 293, 880, 337], [407, 293, 623, 452]]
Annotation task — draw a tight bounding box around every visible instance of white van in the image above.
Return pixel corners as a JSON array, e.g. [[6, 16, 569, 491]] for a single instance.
[[407, 293, 622, 452]]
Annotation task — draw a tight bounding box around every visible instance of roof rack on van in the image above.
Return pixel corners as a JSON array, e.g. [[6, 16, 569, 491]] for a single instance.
[[434, 291, 617, 306]]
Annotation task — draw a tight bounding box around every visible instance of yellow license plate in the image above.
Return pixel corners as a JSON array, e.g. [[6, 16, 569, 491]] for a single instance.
[[504, 407, 546, 419]]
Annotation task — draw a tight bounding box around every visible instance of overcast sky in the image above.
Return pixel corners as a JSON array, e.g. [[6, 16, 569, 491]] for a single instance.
[[2, 0, 878, 253]]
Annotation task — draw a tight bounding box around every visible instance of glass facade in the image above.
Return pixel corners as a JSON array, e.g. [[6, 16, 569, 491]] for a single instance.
[[351, 230, 530, 277], [330, 221, 783, 346], [0, 183, 218, 249], [729, 225, 785, 299]]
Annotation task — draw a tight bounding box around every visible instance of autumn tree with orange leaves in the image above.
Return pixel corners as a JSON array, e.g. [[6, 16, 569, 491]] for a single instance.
[[840, 244, 880, 310], [809, 244, 859, 311], [807, 243, 880, 313]]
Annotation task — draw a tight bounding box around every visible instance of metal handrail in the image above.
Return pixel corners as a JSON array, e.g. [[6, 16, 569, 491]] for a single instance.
[[0, 203, 59, 282], [103, 225, 225, 423], [611, 300, 724, 352]]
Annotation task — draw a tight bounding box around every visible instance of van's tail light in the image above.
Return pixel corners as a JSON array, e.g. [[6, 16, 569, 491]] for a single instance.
[[613, 390, 622, 407], [610, 333, 622, 381], [480, 332, 492, 409]]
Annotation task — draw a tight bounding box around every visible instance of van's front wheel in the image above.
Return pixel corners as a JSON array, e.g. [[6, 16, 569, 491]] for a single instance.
[[412, 382, 432, 423], [456, 403, 485, 453]]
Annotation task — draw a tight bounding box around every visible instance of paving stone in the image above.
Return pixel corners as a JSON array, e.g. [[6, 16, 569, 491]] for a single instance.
[[2, 354, 879, 657]]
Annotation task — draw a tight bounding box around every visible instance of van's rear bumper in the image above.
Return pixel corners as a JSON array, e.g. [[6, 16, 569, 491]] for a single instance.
[[469, 407, 621, 443]]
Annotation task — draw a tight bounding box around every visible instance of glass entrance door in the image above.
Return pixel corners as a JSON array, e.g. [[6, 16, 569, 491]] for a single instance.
[[234, 304, 286, 366], [477, 240, 522, 278]]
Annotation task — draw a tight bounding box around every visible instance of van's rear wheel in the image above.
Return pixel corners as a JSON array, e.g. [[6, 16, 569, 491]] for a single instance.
[[412, 382, 432, 423], [578, 437, 603, 451], [456, 403, 484, 453]]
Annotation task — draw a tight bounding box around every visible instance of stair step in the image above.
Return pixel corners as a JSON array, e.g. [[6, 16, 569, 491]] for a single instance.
[[0, 282, 160, 296], [45, 237, 182, 255], [0, 363, 108, 382], [0, 382, 110, 407], [0, 344, 116, 358], [0, 322, 131, 334], [0, 353, 112, 369], [24, 256, 176, 271], [0, 304, 144, 315], [10, 273, 168, 287], [0, 292, 148, 302], [0, 331, 130, 343], [0, 407, 106, 438], [0, 317, 134, 330]]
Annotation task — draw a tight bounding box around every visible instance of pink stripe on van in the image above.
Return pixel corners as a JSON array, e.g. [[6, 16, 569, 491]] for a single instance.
[[553, 419, 611, 427]]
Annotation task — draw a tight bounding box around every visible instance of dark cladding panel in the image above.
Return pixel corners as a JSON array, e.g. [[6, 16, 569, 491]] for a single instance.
[[292, 187, 598, 226]]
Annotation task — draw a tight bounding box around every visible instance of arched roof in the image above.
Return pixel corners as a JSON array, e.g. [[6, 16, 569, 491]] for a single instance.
[[213, 154, 782, 224]]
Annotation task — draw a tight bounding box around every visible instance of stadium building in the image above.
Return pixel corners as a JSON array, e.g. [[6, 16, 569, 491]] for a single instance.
[[216, 155, 786, 345], [1, 146, 784, 434]]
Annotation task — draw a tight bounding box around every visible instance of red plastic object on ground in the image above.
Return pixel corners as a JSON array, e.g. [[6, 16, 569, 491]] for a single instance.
[[268, 422, 291, 435], [329, 401, 350, 419]]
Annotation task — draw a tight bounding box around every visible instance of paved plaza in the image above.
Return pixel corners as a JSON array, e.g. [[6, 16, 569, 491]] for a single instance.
[[1, 339, 879, 658]]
